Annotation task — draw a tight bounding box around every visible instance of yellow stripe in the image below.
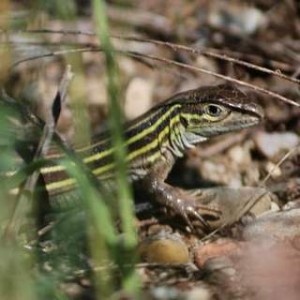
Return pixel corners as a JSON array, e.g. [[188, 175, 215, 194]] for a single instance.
[[46, 178, 76, 192], [42, 164, 65, 173], [43, 105, 181, 176], [76, 108, 161, 153], [126, 115, 180, 161], [93, 115, 181, 175], [92, 162, 114, 176], [145, 151, 161, 164], [83, 105, 181, 164], [126, 108, 161, 132], [46, 113, 182, 192], [41, 160, 76, 174], [181, 113, 203, 122]]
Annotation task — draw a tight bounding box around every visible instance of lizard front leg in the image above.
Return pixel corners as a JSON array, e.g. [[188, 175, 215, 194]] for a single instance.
[[141, 158, 217, 232]]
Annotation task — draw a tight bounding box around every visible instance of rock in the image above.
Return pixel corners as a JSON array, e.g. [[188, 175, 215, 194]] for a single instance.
[[194, 239, 241, 268], [185, 286, 213, 300], [125, 77, 153, 120], [191, 187, 272, 229], [254, 131, 299, 159], [207, 2, 266, 35], [242, 208, 300, 241], [138, 232, 190, 264]]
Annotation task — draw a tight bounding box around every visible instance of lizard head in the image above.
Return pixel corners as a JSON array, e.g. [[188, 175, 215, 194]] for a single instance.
[[173, 84, 264, 142]]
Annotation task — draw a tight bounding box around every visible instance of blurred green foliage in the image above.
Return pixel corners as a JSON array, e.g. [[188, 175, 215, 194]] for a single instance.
[[0, 0, 140, 299]]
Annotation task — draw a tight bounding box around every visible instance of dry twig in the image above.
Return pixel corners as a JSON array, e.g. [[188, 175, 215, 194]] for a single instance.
[[3, 66, 73, 240]]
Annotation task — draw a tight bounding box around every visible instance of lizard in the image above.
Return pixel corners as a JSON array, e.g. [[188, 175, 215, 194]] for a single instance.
[[39, 83, 264, 229]]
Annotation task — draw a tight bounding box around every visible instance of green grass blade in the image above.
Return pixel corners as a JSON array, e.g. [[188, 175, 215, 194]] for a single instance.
[[92, 0, 140, 295]]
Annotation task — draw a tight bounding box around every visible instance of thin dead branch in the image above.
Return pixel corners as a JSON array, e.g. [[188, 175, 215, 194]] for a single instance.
[[3, 66, 73, 240], [10, 45, 300, 107], [6, 29, 299, 84], [114, 36, 300, 86], [127, 50, 300, 107]]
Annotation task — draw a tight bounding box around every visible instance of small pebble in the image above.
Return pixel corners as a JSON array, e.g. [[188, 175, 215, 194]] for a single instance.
[[138, 233, 190, 264], [254, 132, 299, 158], [125, 77, 153, 120]]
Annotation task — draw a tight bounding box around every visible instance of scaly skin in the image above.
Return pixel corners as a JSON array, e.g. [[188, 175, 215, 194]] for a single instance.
[[42, 84, 264, 230]]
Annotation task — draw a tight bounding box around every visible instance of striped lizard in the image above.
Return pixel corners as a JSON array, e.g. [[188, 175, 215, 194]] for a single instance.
[[38, 84, 264, 229]]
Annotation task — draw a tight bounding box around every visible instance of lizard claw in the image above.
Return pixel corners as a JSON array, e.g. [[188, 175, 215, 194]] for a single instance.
[[169, 197, 212, 233], [185, 205, 212, 232]]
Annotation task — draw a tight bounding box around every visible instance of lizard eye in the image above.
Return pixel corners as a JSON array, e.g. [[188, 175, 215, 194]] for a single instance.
[[204, 104, 223, 117]]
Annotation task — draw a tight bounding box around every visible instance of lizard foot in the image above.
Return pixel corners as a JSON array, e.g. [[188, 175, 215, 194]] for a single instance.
[[142, 176, 220, 234], [169, 189, 221, 232]]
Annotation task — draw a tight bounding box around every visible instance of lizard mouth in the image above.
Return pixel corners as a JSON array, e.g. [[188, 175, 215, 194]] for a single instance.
[[236, 116, 262, 129], [224, 116, 262, 132], [193, 116, 261, 137]]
